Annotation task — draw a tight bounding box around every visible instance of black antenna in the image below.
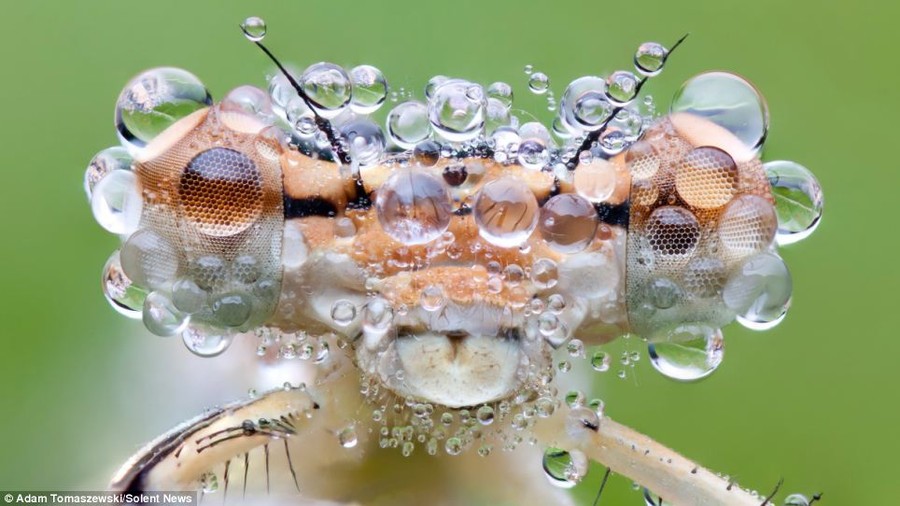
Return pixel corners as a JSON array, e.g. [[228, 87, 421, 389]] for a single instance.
[[243, 29, 351, 166], [565, 33, 690, 170], [243, 26, 372, 208]]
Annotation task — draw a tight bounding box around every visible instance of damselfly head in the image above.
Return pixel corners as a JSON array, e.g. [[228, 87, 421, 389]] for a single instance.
[[85, 24, 824, 411]]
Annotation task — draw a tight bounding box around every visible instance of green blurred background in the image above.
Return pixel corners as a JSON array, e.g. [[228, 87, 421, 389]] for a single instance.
[[0, 0, 895, 504]]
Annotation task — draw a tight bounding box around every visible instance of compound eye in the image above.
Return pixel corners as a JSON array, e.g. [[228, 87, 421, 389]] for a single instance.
[[179, 147, 263, 237]]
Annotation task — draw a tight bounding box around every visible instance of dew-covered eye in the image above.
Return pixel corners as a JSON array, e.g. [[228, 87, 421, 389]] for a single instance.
[[179, 147, 264, 237]]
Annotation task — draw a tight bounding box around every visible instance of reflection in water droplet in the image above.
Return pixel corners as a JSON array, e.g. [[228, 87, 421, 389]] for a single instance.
[[211, 292, 253, 328], [91, 170, 142, 235], [102, 250, 146, 319], [605, 70, 640, 106], [387, 101, 431, 149], [143, 291, 189, 337], [331, 300, 357, 326], [648, 323, 724, 381], [376, 168, 452, 245], [338, 425, 359, 448], [634, 42, 668, 77], [671, 71, 769, 151], [299, 62, 352, 118], [528, 72, 550, 94], [539, 193, 598, 253], [724, 252, 792, 330], [340, 118, 385, 167], [349, 65, 389, 114], [487, 82, 514, 108], [783, 494, 811, 506], [240, 16, 267, 42], [84, 147, 132, 201], [573, 159, 618, 203], [428, 80, 486, 142], [115, 67, 211, 155], [542, 447, 588, 488], [474, 177, 539, 248], [590, 350, 610, 372], [764, 160, 824, 245], [182, 326, 233, 357]]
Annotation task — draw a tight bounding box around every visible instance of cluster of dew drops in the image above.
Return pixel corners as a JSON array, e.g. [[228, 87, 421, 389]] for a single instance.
[[84, 16, 825, 500]]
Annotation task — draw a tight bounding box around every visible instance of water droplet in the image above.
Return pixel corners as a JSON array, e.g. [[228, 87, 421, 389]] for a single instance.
[[566, 339, 584, 358], [645, 206, 701, 258], [299, 62, 352, 118], [783, 494, 810, 506], [363, 296, 394, 334], [386, 101, 431, 149], [428, 80, 485, 143], [634, 42, 668, 77], [573, 159, 618, 203], [115, 67, 211, 155], [476, 405, 495, 425], [143, 291, 189, 337], [528, 72, 550, 94], [424, 75, 449, 99], [531, 258, 559, 290], [84, 147, 132, 201], [420, 285, 446, 312], [487, 82, 514, 108], [331, 300, 357, 326], [558, 76, 608, 135], [590, 350, 610, 372], [199, 471, 219, 494], [171, 278, 207, 314], [724, 252, 792, 330], [605, 71, 640, 106], [648, 323, 724, 381], [91, 170, 142, 234], [120, 229, 178, 290], [565, 390, 585, 408], [340, 118, 385, 167], [240, 16, 267, 42], [338, 425, 358, 448], [671, 71, 769, 151], [764, 160, 824, 245], [644, 277, 683, 309], [539, 193, 598, 253], [221, 85, 274, 123], [375, 168, 452, 245], [542, 448, 588, 488], [182, 326, 234, 357], [102, 250, 147, 319], [349, 65, 389, 114], [211, 292, 253, 328], [445, 437, 464, 455], [473, 177, 539, 248]]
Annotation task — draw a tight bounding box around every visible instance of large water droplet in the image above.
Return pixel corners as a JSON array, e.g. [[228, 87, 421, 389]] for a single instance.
[[648, 323, 724, 381], [386, 101, 431, 149], [299, 62, 352, 119], [115, 67, 212, 155], [559, 76, 607, 134], [221, 85, 274, 124], [428, 80, 485, 142], [590, 350, 610, 372], [84, 147, 132, 201], [764, 160, 824, 245], [376, 168, 452, 245], [349, 65, 389, 114], [634, 42, 668, 77], [338, 425, 359, 448], [573, 159, 618, 203], [240, 16, 267, 42], [542, 448, 588, 488], [671, 72, 769, 152], [143, 291, 189, 337], [91, 169, 142, 234], [539, 193, 598, 253], [182, 326, 233, 357], [517, 122, 551, 170], [724, 252, 792, 330], [102, 250, 146, 319], [783, 494, 811, 506], [473, 177, 539, 248]]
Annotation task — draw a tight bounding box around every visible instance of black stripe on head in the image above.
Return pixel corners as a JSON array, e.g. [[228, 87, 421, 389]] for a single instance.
[[594, 200, 630, 228], [283, 195, 338, 218]]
